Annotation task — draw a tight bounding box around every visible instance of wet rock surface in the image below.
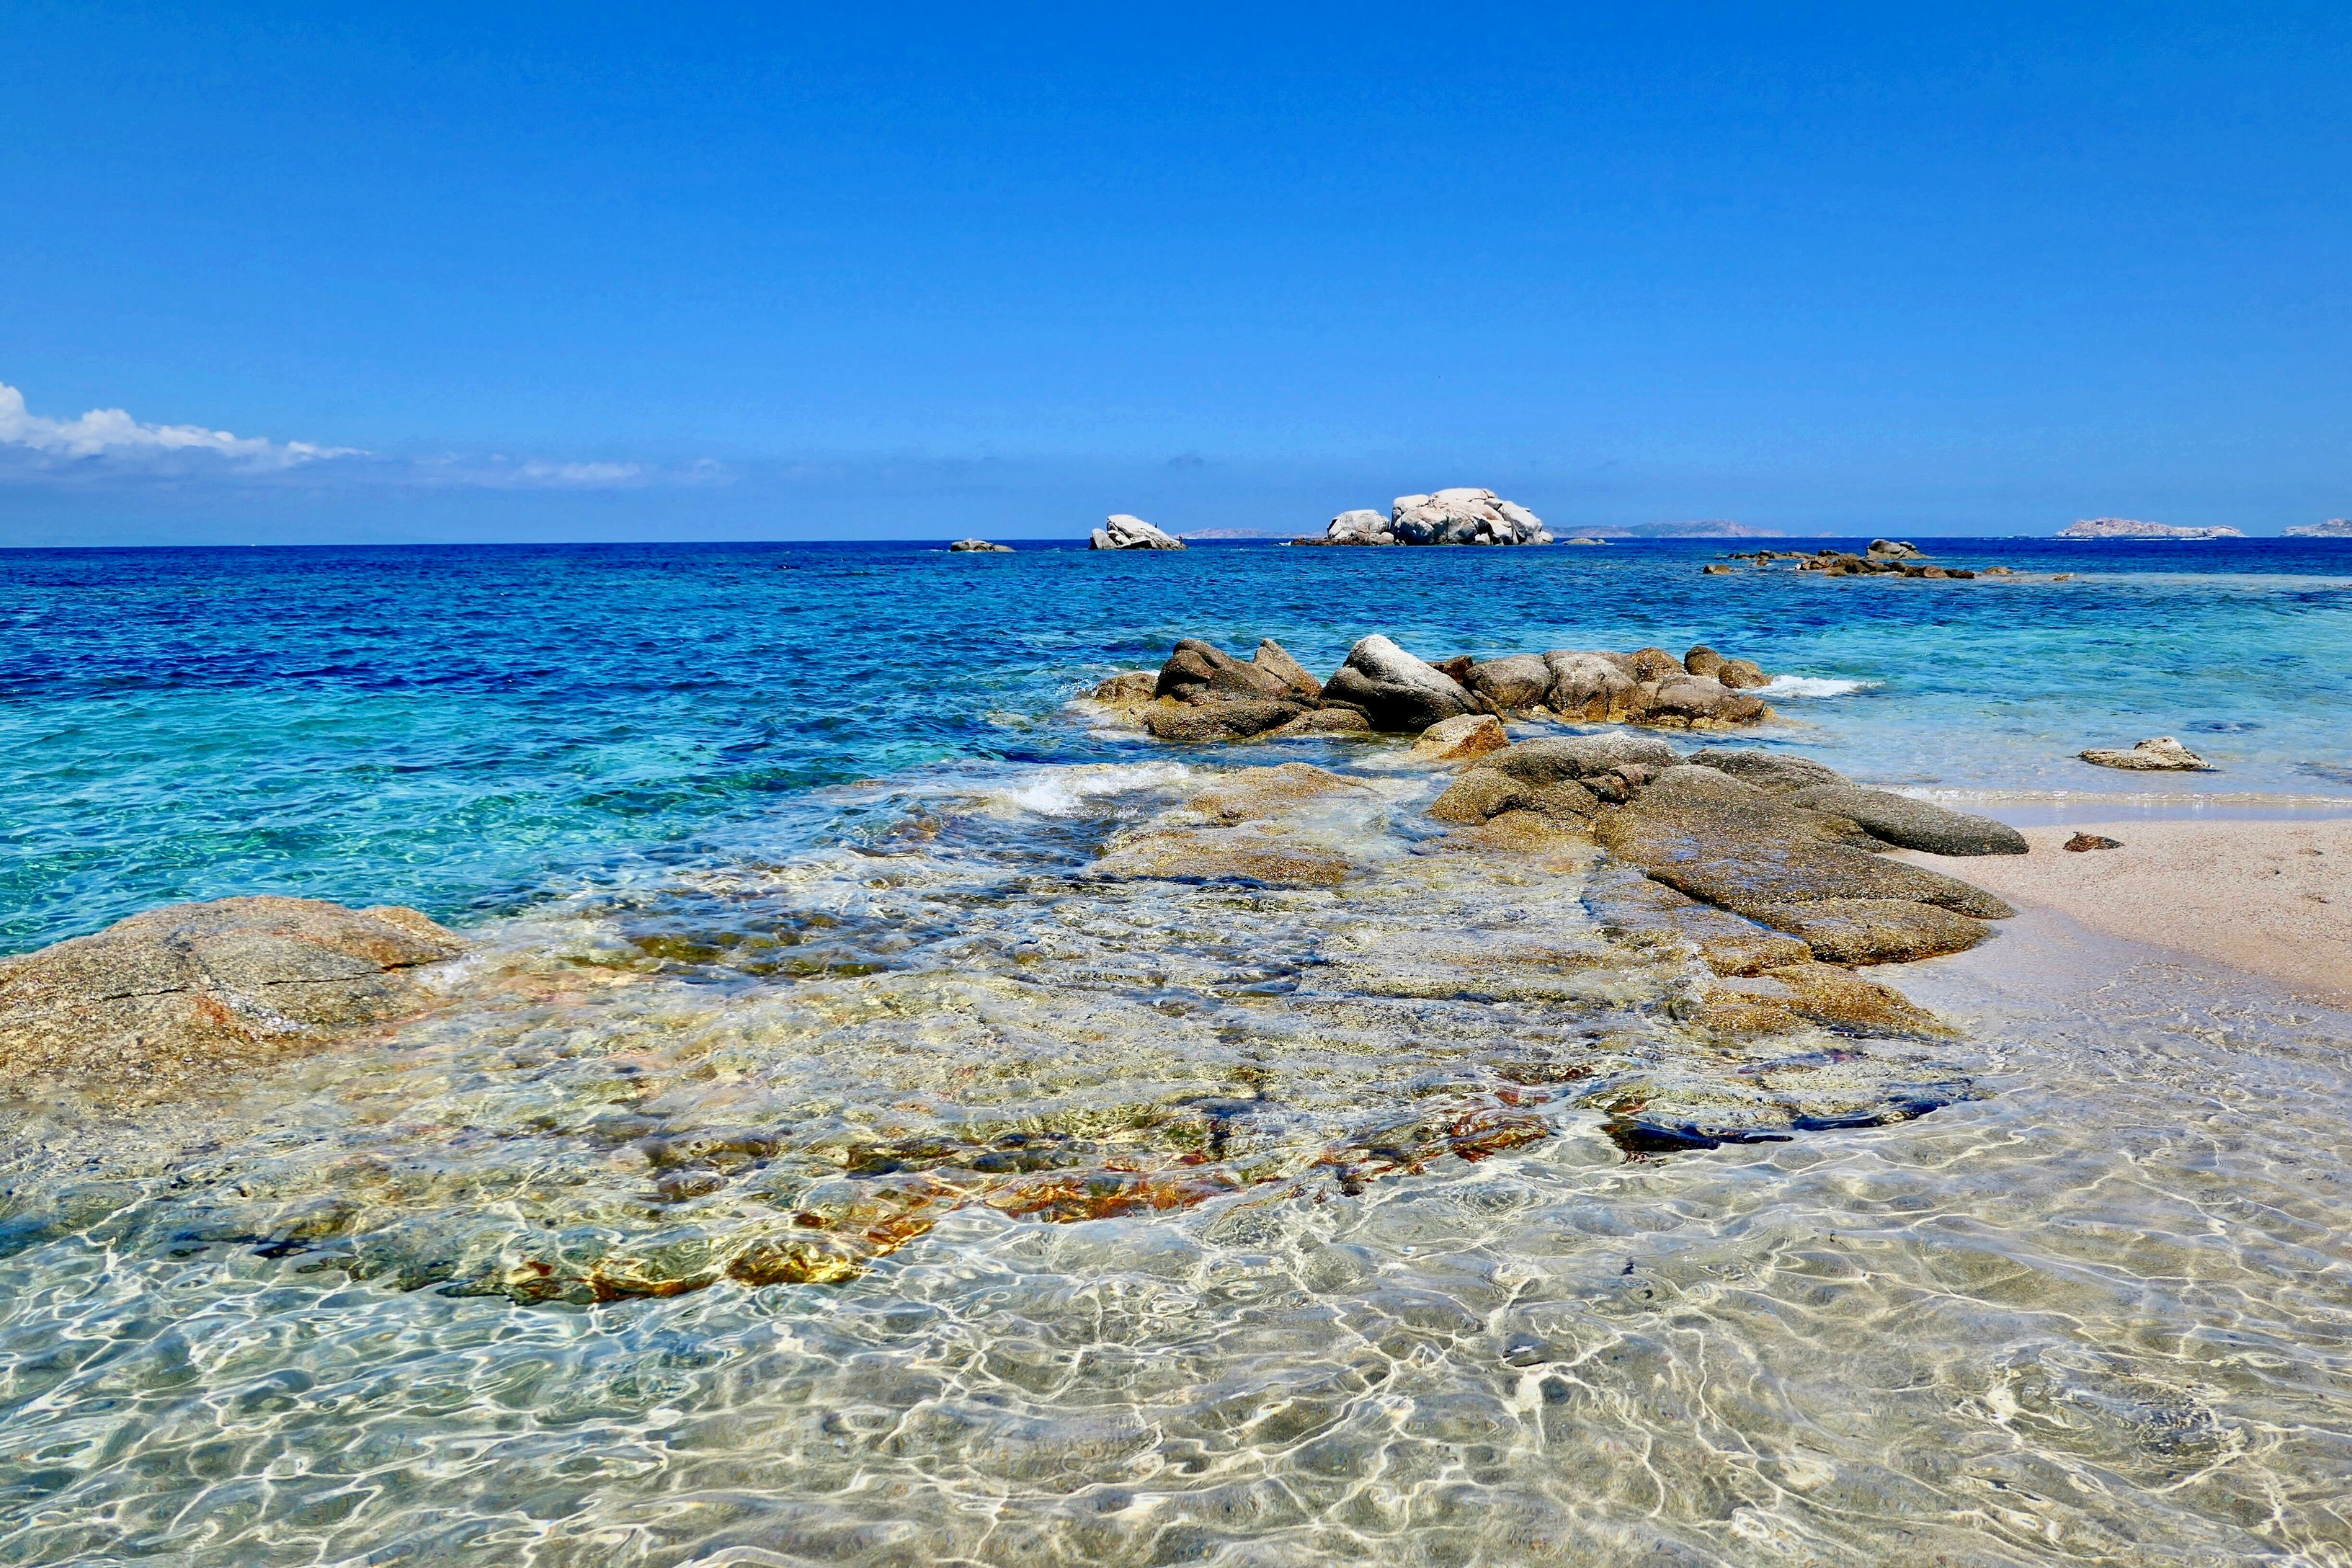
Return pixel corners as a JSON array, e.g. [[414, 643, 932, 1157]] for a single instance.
[[2080, 736, 2214, 771], [0, 897, 463, 1092], [1319, 634, 1479, 730]]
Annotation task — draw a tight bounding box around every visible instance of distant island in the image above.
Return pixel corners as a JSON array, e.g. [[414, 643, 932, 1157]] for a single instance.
[[2285, 518, 2352, 538], [2059, 517, 2246, 540]]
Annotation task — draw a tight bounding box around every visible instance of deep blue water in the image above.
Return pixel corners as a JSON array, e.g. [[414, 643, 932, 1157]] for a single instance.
[[6, 536, 2349, 949]]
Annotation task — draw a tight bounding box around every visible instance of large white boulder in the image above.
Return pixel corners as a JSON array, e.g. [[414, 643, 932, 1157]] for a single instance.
[[1090, 514, 1187, 551], [1389, 489, 1552, 545]]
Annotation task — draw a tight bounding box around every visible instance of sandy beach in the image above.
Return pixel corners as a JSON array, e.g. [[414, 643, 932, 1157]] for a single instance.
[[1901, 817, 2352, 1006]]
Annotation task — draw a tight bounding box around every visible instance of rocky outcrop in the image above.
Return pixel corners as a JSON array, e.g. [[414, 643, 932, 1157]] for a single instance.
[[1111, 634, 1777, 742], [1090, 670, 1159, 714], [0, 897, 463, 1092], [948, 538, 1013, 552], [1322, 509, 1392, 545], [1090, 514, 1187, 551], [2079, 736, 2212, 772], [1317, 489, 1551, 546], [1409, 715, 1509, 762], [1320, 636, 1479, 730], [1684, 747, 1848, 795], [1868, 539, 1925, 561], [2286, 519, 2352, 538]]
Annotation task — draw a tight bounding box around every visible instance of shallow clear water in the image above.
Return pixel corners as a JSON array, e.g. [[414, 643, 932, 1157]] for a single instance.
[[3, 538, 2351, 1565]]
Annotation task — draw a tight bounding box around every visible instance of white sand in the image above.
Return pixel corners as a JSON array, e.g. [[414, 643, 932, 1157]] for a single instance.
[[1899, 820, 2352, 1006]]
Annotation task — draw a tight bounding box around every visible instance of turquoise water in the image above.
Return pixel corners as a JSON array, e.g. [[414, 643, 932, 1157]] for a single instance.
[[5, 539, 2348, 950], [4, 538, 2351, 1567]]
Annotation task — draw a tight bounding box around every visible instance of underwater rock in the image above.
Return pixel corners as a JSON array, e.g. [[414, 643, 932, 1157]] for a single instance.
[[1090, 827, 1352, 887], [1781, 784, 2029, 856], [1697, 961, 1938, 1035], [1186, 763, 1364, 823], [1410, 714, 1510, 762], [948, 538, 1013, 552], [1318, 635, 1479, 731], [2080, 736, 2213, 771], [0, 896, 463, 1092], [1582, 872, 1813, 976], [1090, 514, 1186, 550]]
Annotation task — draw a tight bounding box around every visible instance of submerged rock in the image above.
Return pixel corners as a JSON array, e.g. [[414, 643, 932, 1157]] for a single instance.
[[0, 897, 463, 1092], [1319, 635, 1478, 731], [1781, 784, 2029, 856], [2080, 736, 2213, 771], [1090, 514, 1186, 551]]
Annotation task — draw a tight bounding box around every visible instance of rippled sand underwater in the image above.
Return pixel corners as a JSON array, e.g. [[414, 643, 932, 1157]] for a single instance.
[[4, 755, 2350, 1566]]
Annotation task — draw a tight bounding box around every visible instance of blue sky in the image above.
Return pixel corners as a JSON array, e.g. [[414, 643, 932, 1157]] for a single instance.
[[3, 3, 2347, 544]]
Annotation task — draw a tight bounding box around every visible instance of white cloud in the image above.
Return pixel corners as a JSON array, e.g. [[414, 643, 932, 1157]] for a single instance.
[[0, 380, 360, 470]]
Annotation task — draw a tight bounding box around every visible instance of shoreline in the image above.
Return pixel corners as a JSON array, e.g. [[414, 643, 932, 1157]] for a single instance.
[[1897, 818, 2352, 1007]]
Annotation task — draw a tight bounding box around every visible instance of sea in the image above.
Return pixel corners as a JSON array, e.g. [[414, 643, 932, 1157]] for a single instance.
[[1, 537, 2348, 1566]]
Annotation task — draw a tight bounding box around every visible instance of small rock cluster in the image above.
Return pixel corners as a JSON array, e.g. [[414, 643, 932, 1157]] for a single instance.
[[1425, 736, 2025, 964], [1089, 514, 1187, 551], [1094, 636, 1776, 742], [1720, 541, 1978, 579], [1306, 489, 1552, 547]]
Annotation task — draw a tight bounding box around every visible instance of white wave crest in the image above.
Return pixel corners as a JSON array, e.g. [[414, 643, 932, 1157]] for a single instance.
[[991, 762, 1198, 816], [1761, 675, 1878, 699]]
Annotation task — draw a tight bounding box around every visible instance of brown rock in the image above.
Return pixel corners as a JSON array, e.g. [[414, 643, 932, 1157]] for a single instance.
[[1427, 770, 1533, 824], [2064, 832, 2124, 852], [1582, 873, 1812, 976], [1090, 670, 1158, 713], [2079, 736, 2212, 772], [1683, 646, 1724, 677], [1410, 714, 1510, 762], [1250, 638, 1324, 701], [1698, 962, 1938, 1035], [1716, 658, 1770, 690], [1627, 646, 1685, 682], [0, 896, 463, 1092], [1541, 651, 1643, 721]]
